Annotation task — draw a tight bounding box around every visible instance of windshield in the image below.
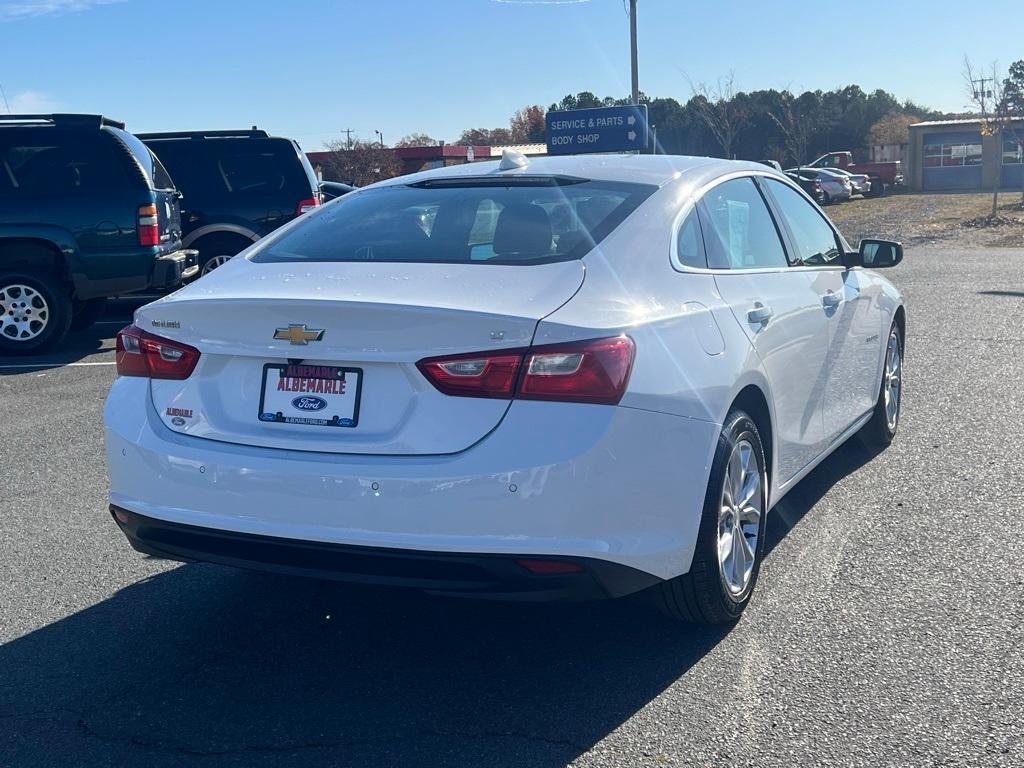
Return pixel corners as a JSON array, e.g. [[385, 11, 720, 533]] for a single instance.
[[254, 177, 655, 265]]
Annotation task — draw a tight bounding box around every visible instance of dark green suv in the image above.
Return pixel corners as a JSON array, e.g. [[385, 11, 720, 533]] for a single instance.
[[0, 114, 197, 353]]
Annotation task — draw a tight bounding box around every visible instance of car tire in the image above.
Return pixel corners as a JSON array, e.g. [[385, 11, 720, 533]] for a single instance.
[[70, 297, 107, 332], [0, 270, 72, 353], [822, 191, 832, 205], [859, 322, 903, 447], [655, 409, 769, 624], [191, 233, 253, 278]]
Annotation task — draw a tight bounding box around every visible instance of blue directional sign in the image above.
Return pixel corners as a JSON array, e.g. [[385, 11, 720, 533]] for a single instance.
[[545, 104, 649, 155]]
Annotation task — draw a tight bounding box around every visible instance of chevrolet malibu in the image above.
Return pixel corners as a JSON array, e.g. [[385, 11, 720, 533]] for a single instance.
[[105, 153, 905, 624]]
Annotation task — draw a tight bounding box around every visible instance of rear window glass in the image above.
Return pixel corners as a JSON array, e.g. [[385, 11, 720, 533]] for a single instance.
[[254, 178, 655, 265], [0, 129, 127, 195], [108, 128, 174, 190], [147, 138, 312, 199]]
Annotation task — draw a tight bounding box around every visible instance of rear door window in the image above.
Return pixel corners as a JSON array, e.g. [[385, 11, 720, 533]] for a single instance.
[[697, 177, 789, 269], [255, 178, 655, 265]]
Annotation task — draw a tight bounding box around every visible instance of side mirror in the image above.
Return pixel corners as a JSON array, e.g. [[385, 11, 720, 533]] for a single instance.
[[848, 238, 903, 269]]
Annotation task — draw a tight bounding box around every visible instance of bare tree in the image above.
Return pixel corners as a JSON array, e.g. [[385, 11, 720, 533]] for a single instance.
[[963, 57, 1010, 217], [686, 72, 747, 159], [769, 91, 816, 168], [394, 133, 441, 148], [1000, 59, 1024, 205], [321, 139, 402, 186]]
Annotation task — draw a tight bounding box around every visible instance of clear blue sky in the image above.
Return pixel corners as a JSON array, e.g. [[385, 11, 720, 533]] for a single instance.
[[0, 0, 1019, 150]]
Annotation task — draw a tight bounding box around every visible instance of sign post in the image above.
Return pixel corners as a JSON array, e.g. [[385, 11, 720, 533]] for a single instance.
[[545, 104, 649, 156]]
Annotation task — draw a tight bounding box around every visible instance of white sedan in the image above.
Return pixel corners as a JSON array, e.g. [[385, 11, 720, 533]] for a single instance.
[[104, 152, 905, 624]]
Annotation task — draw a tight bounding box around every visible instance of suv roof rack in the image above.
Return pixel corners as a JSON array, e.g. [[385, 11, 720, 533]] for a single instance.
[[0, 113, 126, 129], [137, 128, 270, 140]]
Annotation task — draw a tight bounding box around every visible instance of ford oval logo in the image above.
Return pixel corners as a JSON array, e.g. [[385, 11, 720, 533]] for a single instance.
[[292, 396, 327, 411]]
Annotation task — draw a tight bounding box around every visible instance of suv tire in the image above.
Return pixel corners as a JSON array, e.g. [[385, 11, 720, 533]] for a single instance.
[[0, 271, 72, 353], [70, 297, 107, 332]]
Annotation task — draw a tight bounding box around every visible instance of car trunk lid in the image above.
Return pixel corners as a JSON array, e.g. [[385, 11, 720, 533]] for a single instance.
[[137, 257, 584, 455]]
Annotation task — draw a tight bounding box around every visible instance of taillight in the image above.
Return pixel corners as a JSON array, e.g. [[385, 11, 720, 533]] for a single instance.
[[415, 351, 522, 399], [296, 195, 320, 215], [138, 204, 160, 247], [416, 335, 635, 405], [116, 325, 200, 380]]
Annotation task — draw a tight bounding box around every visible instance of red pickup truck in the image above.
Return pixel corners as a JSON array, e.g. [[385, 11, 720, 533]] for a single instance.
[[806, 152, 903, 196]]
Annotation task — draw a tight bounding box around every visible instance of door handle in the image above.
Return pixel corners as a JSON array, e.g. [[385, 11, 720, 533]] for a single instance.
[[821, 291, 842, 308], [747, 303, 773, 325]]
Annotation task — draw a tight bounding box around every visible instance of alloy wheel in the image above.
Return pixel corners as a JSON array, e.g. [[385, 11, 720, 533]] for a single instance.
[[201, 255, 232, 276], [0, 284, 49, 341], [884, 330, 902, 431], [717, 438, 763, 597]]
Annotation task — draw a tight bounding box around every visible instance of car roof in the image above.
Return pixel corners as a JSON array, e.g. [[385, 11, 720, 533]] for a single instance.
[[371, 153, 779, 190]]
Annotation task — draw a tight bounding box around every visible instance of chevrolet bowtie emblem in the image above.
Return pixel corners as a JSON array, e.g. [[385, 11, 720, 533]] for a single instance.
[[273, 324, 325, 345]]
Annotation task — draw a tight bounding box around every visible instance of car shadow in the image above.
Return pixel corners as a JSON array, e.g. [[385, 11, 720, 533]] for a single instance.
[[0, 439, 884, 767], [0, 297, 144, 374]]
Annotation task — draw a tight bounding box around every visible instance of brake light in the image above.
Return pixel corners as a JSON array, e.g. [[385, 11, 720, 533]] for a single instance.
[[138, 204, 160, 246], [116, 325, 200, 380], [296, 195, 320, 215], [416, 335, 635, 405]]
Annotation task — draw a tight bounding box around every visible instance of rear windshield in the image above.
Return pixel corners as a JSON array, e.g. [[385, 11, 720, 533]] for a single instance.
[[107, 128, 174, 190], [146, 137, 314, 200], [254, 177, 655, 265]]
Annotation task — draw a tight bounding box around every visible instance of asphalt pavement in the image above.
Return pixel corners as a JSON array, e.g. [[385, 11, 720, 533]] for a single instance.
[[0, 250, 1021, 767]]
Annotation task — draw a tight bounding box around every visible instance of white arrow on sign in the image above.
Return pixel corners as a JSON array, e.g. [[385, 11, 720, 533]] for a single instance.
[[627, 130, 636, 141], [627, 115, 636, 126]]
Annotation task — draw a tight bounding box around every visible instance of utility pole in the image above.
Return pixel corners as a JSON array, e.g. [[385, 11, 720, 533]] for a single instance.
[[972, 77, 993, 113], [628, 0, 639, 105], [342, 128, 354, 150]]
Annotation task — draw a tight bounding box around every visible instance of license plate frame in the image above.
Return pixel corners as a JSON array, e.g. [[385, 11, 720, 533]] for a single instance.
[[257, 363, 362, 429]]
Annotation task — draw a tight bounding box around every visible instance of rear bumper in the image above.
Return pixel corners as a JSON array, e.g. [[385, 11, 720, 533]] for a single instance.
[[105, 377, 720, 585], [111, 506, 660, 600], [150, 248, 199, 289]]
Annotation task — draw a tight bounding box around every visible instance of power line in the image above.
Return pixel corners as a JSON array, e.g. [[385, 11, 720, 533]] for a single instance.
[[0, 83, 10, 114]]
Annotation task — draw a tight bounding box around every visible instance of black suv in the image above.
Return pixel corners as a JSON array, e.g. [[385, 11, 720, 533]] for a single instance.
[[138, 129, 321, 277], [0, 114, 196, 352]]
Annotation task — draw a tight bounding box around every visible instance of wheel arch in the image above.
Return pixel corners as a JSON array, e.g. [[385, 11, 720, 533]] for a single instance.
[[730, 383, 774, 497], [893, 304, 906, 355], [183, 224, 259, 250]]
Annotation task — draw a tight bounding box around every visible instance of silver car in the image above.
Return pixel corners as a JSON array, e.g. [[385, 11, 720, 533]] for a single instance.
[[823, 167, 872, 196], [786, 168, 852, 203]]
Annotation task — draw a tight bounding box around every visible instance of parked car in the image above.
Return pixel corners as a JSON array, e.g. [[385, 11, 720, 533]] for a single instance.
[[320, 180, 356, 202], [785, 171, 826, 204], [805, 151, 903, 196], [139, 128, 321, 277], [787, 167, 852, 203], [822, 167, 872, 196], [105, 154, 905, 625], [0, 113, 196, 352]]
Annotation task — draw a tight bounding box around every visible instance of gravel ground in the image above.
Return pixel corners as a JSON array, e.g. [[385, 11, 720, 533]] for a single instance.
[[1, 250, 1022, 767], [828, 190, 1024, 249]]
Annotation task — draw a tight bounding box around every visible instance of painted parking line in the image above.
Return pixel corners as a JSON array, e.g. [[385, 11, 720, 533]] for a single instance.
[[0, 361, 117, 370]]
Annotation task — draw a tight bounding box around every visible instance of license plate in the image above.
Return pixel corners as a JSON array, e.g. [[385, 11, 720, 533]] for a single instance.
[[258, 363, 361, 428]]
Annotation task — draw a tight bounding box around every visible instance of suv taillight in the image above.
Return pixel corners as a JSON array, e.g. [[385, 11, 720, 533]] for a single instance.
[[116, 325, 200, 380], [296, 195, 320, 215], [138, 204, 160, 247], [417, 336, 635, 405]]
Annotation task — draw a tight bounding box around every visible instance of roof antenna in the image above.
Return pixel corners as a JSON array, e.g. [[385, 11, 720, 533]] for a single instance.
[[498, 148, 528, 171]]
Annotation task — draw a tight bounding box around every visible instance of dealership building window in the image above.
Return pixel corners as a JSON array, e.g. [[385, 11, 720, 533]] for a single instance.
[[1003, 139, 1023, 165], [924, 142, 983, 168]]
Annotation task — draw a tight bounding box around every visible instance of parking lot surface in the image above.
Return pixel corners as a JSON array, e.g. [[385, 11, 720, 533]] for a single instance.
[[1, 248, 1021, 767]]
